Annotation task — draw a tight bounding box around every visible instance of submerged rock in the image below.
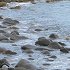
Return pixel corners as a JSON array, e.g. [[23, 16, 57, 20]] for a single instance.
[[0, 59, 9, 68], [15, 59, 37, 70], [35, 29, 42, 31], [35, 37, 52, 46], [49, 33, 59, 39], [2, 18, 19, 26], [0, 33, 8, 41]]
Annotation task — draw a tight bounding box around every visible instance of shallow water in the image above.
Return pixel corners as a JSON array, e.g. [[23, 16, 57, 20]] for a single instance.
[[0, 1, 70, 70]]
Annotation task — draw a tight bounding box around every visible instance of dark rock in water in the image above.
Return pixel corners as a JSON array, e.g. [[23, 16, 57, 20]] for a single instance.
[[10, 31, 19, 36], [60, 47, 69, 53], [41, 50, 50, 55], [2, 18, 19, 26], [5, 50, 17, 55], [35, 47, 48, 51], [0, 59, 9, 68], [49, 33, 59, 39], [35, 37, 52, 46], [0, 25, 6, 28], [15, 59, 38, 70], [0, 33, 8, 41], [21, 44, 36, 50], [0, 30, 6, 33], [2, 65, 8, 70], [42, 63, 50, 66], [0, 16, 3, 19], [8, 67, 15, 70], [10, 35, 28, 41], [0, 48, 16, 55], [49, 55, 57, 59], [35, 29, 42, 31], [48, 42, 62, 49], [58, 42, 66, 46], [21, 45, 34, 53]]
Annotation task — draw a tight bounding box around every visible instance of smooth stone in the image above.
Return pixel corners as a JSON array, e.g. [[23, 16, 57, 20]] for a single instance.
[[49, 55, 57, 59], [15, 59, 38, 70], [35, 37, 52, 46], [2, 18, 19, 26], [48, 42, 63, 49], [49, 33, 59, 39]]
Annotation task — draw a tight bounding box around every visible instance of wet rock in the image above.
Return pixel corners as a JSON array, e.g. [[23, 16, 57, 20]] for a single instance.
[[47, 58, 54, 62], [35, 29, 42, 31], [5, 50, 17, 55], [41, 50, 50, 55], [0, 25, 6, 28], [35, 47, 48, 51], [0, 30, 6, 33], [58, 42, 66, 46], [21, 44, 36, 50], [28, 58, 34, 60], [8, 67, 15, 70], [0, 33, 8, 41], [10, 6, 21, 9], [49, 55, 57, 59], [49, 33, 59, 39], [2, 65, 8, 70], [60, 47, 69, 53], [42, 63, 50, 66], [15, 59, 38, 70], [35, 37, 52, 46], [10, 31, 19, 36], [0, 48, 17, 55], [0, 59, 9, 68], [48, 42, 63, 49], [10, 35, 28, 41], [9, 26, 19, 29], [0, 16, 3, 19], [2, 18, 19, 26]]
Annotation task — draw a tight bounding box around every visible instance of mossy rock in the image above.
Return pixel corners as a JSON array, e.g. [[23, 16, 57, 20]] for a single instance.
[[0, 2, 6, 7]]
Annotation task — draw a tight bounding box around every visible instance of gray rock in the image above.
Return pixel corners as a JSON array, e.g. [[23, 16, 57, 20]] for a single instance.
[[0, 33, 8, 41], [48, 42, 63, 49], [60, 47, 69, 53], [49, 33, 59, 39], [35, 37, 52, 46], [15, 59, 38, 70], [0, 59, 9, 68], [2, 18, 19, 26], [10, 31, 19, 36]]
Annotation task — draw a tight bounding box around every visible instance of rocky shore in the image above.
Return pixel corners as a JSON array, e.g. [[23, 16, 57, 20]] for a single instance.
[[0, 1, 70, 70]]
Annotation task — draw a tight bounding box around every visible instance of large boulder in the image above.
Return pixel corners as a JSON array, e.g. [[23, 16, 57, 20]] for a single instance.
[[35, 37, 52, 46], [2, 18, 19, 26], [15, 59, 37, 70], [0, 59, 9, 68], [48, 42, 63, 49]]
